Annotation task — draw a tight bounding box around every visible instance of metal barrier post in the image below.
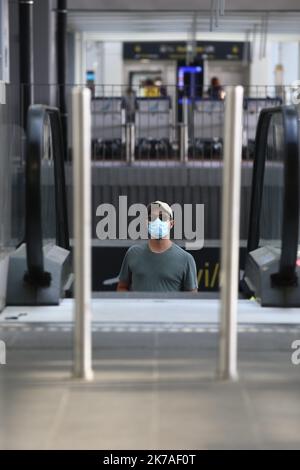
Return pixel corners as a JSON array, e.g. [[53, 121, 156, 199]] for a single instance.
[[219, 86, 244, 381], [180, 97, 189, 162], [121, 108, 126, 145], [126, 123, 135, 163], [179, 123, 188, 163], [72, 86, 93, 380]]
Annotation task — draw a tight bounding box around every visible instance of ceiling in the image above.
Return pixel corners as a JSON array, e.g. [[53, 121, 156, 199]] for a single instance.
[[67, 11, 300, 36]]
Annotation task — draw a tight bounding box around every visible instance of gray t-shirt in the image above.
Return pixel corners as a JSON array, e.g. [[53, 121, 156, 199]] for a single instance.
[[118, 242, 198, 292]]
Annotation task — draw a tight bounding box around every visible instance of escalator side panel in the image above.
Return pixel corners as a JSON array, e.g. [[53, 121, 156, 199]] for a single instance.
[[243, 105, 300, 307], [244, 246, 300, 307], [6, 244, 70, 306]]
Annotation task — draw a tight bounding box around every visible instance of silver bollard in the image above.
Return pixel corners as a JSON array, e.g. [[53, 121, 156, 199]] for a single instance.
[[219, 86, 244, 381], [180, 97, 189, 163], [72, 86, 93, 381], [121, 108, 126, 145], [126, 123, 135, 164], [179, 123, 188, 163]]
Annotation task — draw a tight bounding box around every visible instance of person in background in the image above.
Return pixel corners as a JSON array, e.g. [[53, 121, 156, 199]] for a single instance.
[[160, 85, 168, 97], [154, 77, 167, 97], [123, 87, 136, 123], [117, 201, 198, 292], [207, 76, 225, 100], [143, 79, 160, 97]]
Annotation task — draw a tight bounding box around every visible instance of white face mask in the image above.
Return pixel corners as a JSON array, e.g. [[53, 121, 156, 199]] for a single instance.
[[148, 218, 170, 239]]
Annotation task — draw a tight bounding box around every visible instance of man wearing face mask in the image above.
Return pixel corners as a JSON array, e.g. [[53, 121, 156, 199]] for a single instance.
[[117, 201, 198, 292]]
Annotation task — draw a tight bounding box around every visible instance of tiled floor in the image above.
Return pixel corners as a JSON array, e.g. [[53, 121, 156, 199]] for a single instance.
[[1, 298, 300, 324], [1, 318, 300, 449]]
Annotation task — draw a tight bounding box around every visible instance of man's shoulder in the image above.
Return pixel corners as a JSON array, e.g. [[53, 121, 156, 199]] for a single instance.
[[172, 243, 196, 263], [126, 242, 148, 256], [172, 242, 190, 256]]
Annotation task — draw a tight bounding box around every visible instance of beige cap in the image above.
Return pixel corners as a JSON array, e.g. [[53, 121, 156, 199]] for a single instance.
[[152, 200, 173, 218]]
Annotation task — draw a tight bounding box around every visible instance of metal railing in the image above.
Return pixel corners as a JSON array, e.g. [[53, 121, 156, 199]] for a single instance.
[[86, 84, 286, 163]]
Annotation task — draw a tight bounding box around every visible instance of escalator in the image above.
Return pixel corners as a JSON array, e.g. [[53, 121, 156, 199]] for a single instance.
[[5, 101, 299, 306], [6, 105, 72, 305], [242, 105, 300, 307]]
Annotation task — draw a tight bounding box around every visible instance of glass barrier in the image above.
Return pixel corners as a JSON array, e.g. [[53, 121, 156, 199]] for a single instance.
[[40, 112, 56, 245], [259, 112, 285, 247]]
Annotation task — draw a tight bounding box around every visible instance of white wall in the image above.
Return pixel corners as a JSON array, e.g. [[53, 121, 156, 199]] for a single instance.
[[103, 42, 123, 88], [84, 41, 123, 93], [86, 40, 103, 83], [249, 38, 270, 88], [268, 41, 300, 88], [205, 60, 249, 88], [280, 42, 299, 86], [249, 37, 300, 92]]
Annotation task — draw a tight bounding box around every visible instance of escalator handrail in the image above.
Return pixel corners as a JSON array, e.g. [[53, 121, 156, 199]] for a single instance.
[[25, 104, 69, 286], [246, 105, 299, 285], [48, 108, 70, 251]]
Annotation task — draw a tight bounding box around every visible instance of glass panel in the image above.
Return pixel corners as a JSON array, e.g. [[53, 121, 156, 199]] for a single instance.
[[259, 112, 285, 248], [40, 113, 56, 245]]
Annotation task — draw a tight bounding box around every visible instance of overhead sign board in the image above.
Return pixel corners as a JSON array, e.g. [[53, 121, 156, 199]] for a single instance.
[[124, 41, 248, 62]]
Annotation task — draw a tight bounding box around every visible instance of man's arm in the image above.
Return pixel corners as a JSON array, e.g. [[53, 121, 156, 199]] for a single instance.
[[117, 248, 132, 291], [183, 255, 198, 292], [188, 288, 198, 293], [117, 281, 130, 292]]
